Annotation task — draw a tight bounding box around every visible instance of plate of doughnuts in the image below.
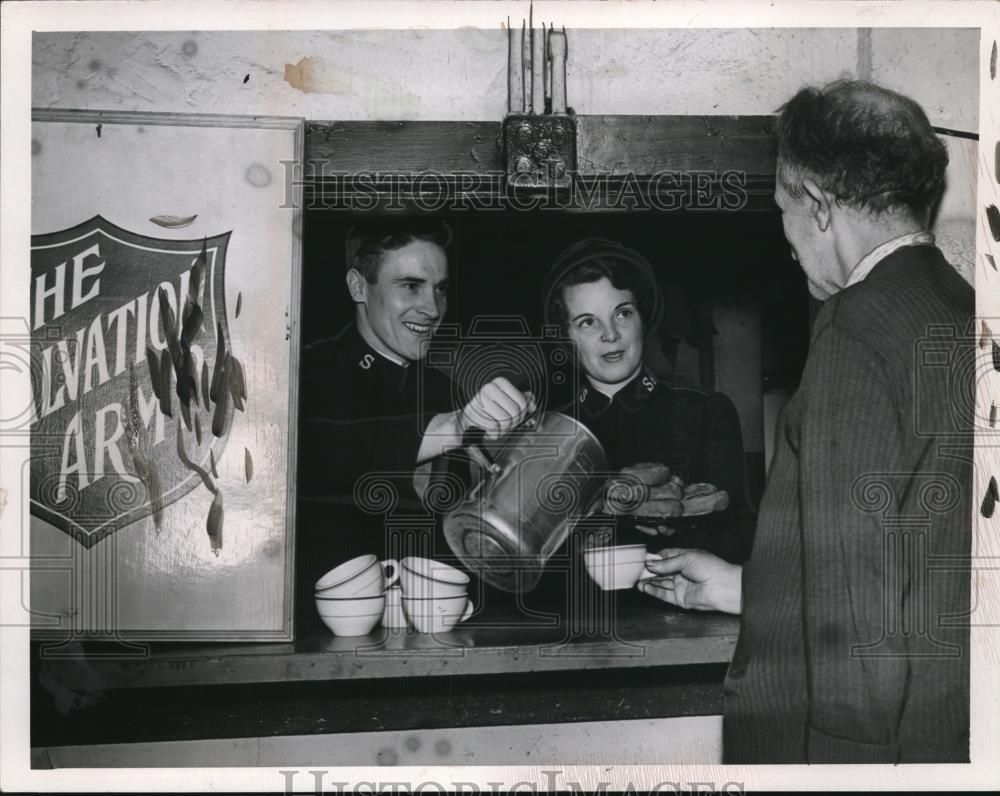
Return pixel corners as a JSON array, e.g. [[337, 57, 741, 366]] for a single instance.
[[603, 463, 729, 523]]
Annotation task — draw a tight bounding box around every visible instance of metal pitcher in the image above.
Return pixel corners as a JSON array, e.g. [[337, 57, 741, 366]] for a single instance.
[[442, 411, 608, 592]]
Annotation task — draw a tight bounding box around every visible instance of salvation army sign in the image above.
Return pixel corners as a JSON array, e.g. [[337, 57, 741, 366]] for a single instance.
[[29, 113, 300, 640], [30, 216, 243, 549]]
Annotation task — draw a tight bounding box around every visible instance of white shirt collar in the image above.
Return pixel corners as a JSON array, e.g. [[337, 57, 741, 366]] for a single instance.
[[588, 377, 628, 400], [375, 347, 408, 367], [845, 231, 935, 288]]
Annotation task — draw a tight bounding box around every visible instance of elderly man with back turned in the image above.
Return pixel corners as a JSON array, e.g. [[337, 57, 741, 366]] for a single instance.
[[641, 80, 972, 763]]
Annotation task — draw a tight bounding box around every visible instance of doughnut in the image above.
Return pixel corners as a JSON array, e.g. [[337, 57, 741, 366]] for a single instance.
[[683, 482, 718, 498], [620, 462, 671, 486], [682, 490, 730, 516], [648, 482, 683, 501], [635, 498, 684, 518]]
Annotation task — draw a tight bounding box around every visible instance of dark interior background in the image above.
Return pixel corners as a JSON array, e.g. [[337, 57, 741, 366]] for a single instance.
[[302, 210, 810, 374], [301, 207, 811, 504]]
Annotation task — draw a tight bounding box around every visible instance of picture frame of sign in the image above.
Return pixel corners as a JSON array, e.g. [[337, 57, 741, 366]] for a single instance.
[[27, 110, 303, 642]]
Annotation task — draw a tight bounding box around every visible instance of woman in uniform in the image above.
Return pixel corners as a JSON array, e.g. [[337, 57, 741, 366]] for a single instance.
[[544, 239, 756, 563]]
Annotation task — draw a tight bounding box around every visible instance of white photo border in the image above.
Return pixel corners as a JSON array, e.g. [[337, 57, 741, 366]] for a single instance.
[[2, 0, 998, 791]]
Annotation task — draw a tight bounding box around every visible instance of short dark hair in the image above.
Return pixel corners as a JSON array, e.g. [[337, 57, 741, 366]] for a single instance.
[[545, 240, 661, 335], [346, 219, 451, 283], [776, 80, 948, 222]]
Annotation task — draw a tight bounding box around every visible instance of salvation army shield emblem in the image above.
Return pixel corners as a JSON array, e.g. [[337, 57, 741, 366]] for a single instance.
[[30, 216, 243, 550]]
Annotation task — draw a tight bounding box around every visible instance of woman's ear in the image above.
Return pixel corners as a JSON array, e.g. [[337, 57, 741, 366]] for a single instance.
[[801, 177, 833, 233], [346, 268, 367, 304]]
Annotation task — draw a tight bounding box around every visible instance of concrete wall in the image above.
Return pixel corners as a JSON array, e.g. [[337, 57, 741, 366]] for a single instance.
[[866, 28, 979, 279], [869, 28, 979, 132], [32, 28, 977, 128]]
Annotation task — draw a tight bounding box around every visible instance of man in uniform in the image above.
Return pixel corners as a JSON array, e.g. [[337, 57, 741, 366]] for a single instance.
[[297, 219, 533, 631], [641, 80, 972, 763]]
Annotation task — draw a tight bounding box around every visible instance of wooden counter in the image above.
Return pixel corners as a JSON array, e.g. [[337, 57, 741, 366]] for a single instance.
[[37, 598, 739, 691], [32, 595, 738, 750]]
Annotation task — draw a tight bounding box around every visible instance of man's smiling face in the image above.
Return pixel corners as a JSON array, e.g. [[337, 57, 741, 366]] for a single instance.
[[354, 238, 449, 362]]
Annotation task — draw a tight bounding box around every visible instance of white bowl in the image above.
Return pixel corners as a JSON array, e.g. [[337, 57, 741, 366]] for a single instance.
[[315, 594, 386, 617], [582, 544, 649, 591], [399, 557, 470, 598], [314, 594, 385, 636]]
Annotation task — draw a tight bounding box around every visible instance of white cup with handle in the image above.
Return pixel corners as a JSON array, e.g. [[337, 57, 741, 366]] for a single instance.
[[315, 554, 399, 598], [402, 594, 474, 633], [399, 557, 469, 599], [581, 543, 650, 591]]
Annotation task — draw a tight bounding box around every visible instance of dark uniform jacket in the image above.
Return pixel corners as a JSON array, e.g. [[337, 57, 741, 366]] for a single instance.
[[571, 368, 757, 563], [296, 323, 453, 631], [723, 244, 972, 763]]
